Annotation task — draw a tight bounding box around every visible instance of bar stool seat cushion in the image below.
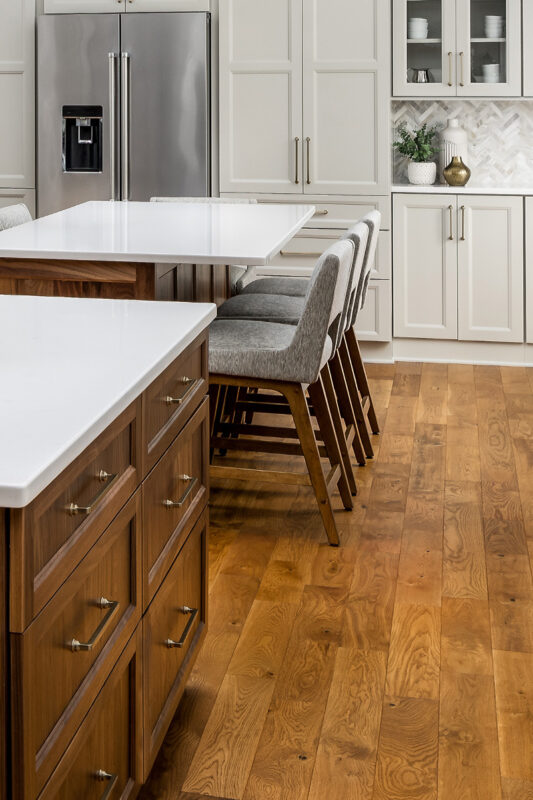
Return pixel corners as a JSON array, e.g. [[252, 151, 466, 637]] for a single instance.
[[0, 204, 31, 231], [209, 319, 332, 384], [217, 293, 303, 325], [240, 276, 309, 297]]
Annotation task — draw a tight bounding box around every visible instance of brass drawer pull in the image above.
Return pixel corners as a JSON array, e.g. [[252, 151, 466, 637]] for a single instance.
[[294, 137, 300, 184], [448, 52, 453, 87], [314, 209, 329, 216], [306, 137, 311, 185], [164, 376, 199, 406], [448, 205, 454, 240], [66, 471, 118, 516], [165, 605, 199, 649], [280, 250, 323, 257], [460, 205, 466, 241], [459, 51, 465, 87], [69, 597, 120, 653], [162, 475, 198, 509], [95, 770, 118, 800]]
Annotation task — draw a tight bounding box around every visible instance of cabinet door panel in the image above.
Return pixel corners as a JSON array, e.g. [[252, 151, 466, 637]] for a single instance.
[[219, 0, 303, 194], [303, 0, 389, 194], [526, 197, 533, 344], [0, 0, 34, 188], [356, 279, 392, 342], [393, 194, 458, 340], [458, 196, 524, 342], [524, 3, 533, 97]]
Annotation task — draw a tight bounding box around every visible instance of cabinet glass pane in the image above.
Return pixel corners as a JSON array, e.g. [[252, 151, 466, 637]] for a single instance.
[[469, 0, 507, 84], [406, 0, 446, 86]]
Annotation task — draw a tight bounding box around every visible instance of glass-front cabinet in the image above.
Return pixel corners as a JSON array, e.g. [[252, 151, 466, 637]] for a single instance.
[[393, 0, 521, 97]]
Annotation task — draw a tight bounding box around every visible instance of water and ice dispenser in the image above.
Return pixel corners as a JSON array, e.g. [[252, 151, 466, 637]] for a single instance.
[[62, 106, 103, 173]]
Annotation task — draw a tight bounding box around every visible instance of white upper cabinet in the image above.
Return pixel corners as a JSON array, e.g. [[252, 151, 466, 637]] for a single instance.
[[44, 0, 208, 11], [522, 1, 533, 96], [219, 0, 303, 194], [0, 0, 34, 189], [302, 0, 390, 195], [393, 0, 522, 97], [457, 196, 523, 342]]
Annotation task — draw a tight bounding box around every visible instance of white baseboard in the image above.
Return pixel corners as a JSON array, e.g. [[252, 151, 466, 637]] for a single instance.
[[360, 338, 533, 367]]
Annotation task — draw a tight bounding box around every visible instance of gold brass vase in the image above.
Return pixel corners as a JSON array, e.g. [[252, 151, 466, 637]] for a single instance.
[[443, 156, 471, 187]]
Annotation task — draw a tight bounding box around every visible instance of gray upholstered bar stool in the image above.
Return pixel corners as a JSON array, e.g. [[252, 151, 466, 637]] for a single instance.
[[209, 238, 355, 547], [0, 204, 32, 231]]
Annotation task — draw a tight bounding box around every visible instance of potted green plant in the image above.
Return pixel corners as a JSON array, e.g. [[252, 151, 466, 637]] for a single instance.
[[393, 122, 440, 186]]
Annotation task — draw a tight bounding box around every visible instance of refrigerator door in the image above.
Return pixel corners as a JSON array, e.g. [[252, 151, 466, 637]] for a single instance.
[[37, 14, 120, 217], [120, 13, 210, 201]]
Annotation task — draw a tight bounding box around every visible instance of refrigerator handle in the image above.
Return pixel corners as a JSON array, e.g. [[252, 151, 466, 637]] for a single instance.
[[108, 53, 119, 201], [121, 52, 131, 201]]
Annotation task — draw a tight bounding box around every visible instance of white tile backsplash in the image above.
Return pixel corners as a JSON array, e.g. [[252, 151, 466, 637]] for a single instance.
[[392, 100, 533, 187]]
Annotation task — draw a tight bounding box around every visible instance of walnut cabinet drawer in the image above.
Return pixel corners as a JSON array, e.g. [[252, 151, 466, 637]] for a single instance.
[[142, 332, 208, 473], [143, 511, 207, 774], [12, 492, 142, 800], [143, 397, 209, 607], [10, 400, 141, 632], [37, 628, 142, 800]]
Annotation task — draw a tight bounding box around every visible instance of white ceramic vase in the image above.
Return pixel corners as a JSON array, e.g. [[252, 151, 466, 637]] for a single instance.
[[441, 118, 469, 181], [408, 161, 437, 186]]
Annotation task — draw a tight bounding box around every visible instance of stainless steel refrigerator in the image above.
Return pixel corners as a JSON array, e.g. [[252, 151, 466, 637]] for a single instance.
[[37, 13, 211, 217]]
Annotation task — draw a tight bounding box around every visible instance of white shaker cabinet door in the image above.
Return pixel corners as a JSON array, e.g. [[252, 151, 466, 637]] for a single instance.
[[44, 0, 120, 10], [393, 194, 458, 340], [356, 280, 392, 342], [457, 196, 524, 343], [219, 0, 303, 194], [302, 0, 390, 195], [0, 0, 34, 189], [526, 197, 533, 343], [524, 3, 533, 97], [0, 188, 35, 218]]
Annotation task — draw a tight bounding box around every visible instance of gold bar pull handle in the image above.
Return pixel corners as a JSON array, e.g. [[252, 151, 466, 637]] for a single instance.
[[448, 205, 454, 240], [306, 137, 311, 185], [95, 770, 118, 800], [69, 598, 120, 653], [314, 209, 329, 217], [164, 376, 199, 406], [448, 52, 453, 86], [459, 51, 465, 87], [165, 605, 199, 649], [294, 137, 300, 184], [460, 205, 466, 241], [280, 250, 323, 258], [162, 475, 198, 509], [66, 471, 118, 516]]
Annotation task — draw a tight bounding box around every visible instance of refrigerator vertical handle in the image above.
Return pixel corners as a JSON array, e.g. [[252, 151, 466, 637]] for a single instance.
[[108, 53, 119, 201], [121, 52, 131, 201]]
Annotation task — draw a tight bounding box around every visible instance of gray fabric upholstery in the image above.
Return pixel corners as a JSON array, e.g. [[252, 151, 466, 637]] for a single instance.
[[209, 239, 354, 384], [354, 210, 381, 321], [0, 204, 32, 231], [240, 276, 309, 297], [217, 292, 304, 325], [342, 221, 370, 336], [149, 196, 258, 294]]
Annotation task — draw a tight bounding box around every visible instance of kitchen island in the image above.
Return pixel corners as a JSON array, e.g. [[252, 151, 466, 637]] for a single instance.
[[0, 200, 315, 305], [0, 294, 216, 800]]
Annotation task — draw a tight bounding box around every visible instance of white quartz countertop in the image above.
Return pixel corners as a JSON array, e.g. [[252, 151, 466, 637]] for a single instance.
[[0, 295, 216, 508], [393, 184, 533, 196], [0, 200, 316, 266]]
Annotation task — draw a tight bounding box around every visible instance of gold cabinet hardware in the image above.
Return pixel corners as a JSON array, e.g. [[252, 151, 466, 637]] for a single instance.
[[294, 137, 300, 184], [459, 51, 465, 87], [165, 605, 199, 649], [95, 770, 118, 800], [306, 137, 311, 184], [69, 598, 120, 653], [162, 475, 198, 509], [66, 471, 118, 516], [314, 209, 329, 216], [280, 250, 323, 257], [164, 376, 198, 406], [448, 205, 454, 240], [448, 52, 453, 86], [460, 205, 466, 240]]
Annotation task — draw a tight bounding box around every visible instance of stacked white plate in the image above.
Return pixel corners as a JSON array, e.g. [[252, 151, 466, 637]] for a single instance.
[[408, 17, 429, 39], [485, 15, 504, 38]]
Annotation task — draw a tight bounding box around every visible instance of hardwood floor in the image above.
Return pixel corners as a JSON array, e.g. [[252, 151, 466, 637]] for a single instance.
[[140, 362, 533, 800]]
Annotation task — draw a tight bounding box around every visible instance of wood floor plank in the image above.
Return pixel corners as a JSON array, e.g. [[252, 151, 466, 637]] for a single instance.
[[494, 650, 533, 783], [344, 551, 399, 651], [443, 480, 488, 600], [440, 598, 493, 675], [308, 648, 387, 800], [416, 364, 448, 425], [502, 778, 533, 800], [385, 603, 441, 701]]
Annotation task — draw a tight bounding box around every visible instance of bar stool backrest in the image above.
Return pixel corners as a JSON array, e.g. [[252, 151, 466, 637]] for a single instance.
[[354, 210, 381, 321], [341, 221, 370, 340], [0, 204, 32, 232]]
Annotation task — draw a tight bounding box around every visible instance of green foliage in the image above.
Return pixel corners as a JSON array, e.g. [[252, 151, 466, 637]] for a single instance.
[[393, 122, 440, 163]]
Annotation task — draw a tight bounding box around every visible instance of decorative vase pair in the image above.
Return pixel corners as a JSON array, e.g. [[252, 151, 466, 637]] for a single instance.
[[407, 119, 471, 187]]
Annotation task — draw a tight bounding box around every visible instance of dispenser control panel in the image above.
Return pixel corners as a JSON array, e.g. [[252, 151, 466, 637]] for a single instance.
[[62, 105, 103, 174]]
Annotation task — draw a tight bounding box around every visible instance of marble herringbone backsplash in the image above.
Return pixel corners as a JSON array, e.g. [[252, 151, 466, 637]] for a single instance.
[[391, 100, 533, 186]]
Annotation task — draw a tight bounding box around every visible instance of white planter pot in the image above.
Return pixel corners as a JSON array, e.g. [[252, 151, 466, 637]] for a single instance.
[[408, 161, 437, 186]]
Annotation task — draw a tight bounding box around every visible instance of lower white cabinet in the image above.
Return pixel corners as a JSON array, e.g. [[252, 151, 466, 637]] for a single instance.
[[526, 197, 533, 344], [393, 193, 524, 343], [0, 188, 35, 218], [356, 280, 392, 342]]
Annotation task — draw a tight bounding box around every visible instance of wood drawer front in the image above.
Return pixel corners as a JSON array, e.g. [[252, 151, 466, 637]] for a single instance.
[[143, 511, 207, 774], [143, 331, 208, 472], [37, 628, 142, 800], [12, 493, 142, 800], [143, 398, 209, 607], [10, 400, 141, 632]]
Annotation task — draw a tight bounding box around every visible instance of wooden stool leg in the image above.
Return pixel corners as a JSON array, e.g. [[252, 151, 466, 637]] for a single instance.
[[346, 327, 380, 434], [330, 351, 366, 466], [320, 365, 358, 496], [285, 383, 341, 547], [308, 375, 354, 510], [339, 339, 374, 460]]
